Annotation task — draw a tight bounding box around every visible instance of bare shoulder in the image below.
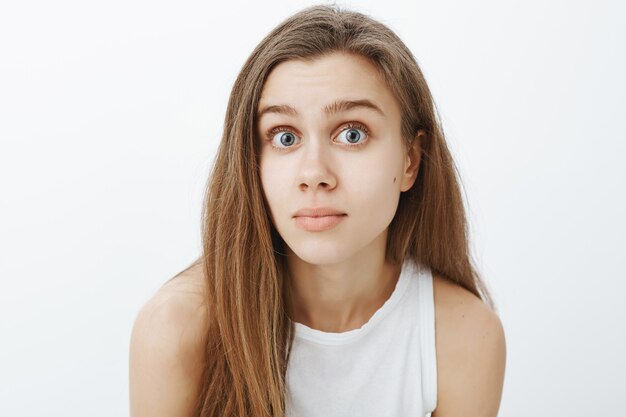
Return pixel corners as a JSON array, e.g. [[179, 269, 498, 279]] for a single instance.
[[129, 262, 209, 417], [136, 261, 209, 353], [431, 273, 507, 417]]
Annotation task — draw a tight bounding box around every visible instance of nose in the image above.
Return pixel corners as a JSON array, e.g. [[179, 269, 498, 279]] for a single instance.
[[295, 138, 337, 192]]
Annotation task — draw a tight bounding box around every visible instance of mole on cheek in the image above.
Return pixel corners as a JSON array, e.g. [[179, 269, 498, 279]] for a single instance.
[[393, 177, 396, 183]]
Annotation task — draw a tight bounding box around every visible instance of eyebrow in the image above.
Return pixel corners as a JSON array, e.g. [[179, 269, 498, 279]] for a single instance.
[[257, 98, 385, 119]]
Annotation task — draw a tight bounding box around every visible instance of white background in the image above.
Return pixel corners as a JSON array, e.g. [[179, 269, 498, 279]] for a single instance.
[[1, 0, 624, 415]]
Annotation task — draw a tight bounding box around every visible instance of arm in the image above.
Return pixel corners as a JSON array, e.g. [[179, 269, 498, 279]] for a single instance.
[[432, 277, 507, 417], [129, 290, 208, 417]]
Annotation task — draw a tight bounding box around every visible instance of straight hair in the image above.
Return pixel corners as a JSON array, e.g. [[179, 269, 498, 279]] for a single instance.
[[184, 4, 496, 416]]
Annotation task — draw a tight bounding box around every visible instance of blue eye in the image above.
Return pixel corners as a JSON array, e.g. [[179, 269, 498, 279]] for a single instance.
[[270, 130, 300, 148], [336, 125, 368, 145], [266, 123, 370, 151]]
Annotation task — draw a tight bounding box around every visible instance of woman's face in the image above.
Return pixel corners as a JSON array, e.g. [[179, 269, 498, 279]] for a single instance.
[[257, 52, 419, 266]]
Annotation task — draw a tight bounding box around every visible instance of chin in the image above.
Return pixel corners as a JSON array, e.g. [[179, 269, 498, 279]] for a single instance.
[[286, 240, 354, 266]]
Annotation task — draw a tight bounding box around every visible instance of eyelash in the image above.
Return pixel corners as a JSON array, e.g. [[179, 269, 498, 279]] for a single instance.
[[265, 122, 371, 152]]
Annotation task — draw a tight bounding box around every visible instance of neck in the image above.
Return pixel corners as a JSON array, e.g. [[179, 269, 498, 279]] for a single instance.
[[285, 240, 402, 333]]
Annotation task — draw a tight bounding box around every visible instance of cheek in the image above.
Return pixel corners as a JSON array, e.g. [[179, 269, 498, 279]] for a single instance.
[[259, 158, 286, 214], [345, 152, 403, 217]]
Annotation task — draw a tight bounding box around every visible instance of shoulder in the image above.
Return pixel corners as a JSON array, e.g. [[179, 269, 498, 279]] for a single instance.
[[431, 273, 506, 417], [129, 262, 209, 417]]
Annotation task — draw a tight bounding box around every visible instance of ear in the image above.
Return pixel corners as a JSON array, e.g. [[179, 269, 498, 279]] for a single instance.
[[400, 129, 425, 192]]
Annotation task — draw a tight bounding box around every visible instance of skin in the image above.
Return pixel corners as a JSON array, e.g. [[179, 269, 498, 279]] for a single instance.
[[128, 51, 506, 416], [257, 52, 423, 332], [129, 265, 506, 416]]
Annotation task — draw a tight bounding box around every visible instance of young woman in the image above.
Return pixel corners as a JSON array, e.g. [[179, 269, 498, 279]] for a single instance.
[[130, 5, 506, 417]]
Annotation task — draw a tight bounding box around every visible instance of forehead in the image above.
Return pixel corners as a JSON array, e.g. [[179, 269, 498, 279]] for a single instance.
[[258, 52, 398, 114]]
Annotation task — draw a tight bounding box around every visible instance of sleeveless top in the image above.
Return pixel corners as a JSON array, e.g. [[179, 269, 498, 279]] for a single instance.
[[285, 258, 438, 416]]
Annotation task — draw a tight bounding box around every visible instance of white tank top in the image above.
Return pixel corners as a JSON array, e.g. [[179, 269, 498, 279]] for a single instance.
[[285, 258, 438, 416]]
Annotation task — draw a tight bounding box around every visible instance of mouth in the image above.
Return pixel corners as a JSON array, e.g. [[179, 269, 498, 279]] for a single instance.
[[293, 207, 346, 217], [293, 214, 346, 232]]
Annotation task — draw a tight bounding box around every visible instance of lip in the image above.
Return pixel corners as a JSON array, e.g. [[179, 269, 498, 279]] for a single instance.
[[293, 207, 346, 217], [294, 214, 346, 232], [293, 207, 347, 232]]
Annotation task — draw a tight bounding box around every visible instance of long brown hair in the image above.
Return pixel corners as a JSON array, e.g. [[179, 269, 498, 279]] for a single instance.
[[189, 4, 496, 416]]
